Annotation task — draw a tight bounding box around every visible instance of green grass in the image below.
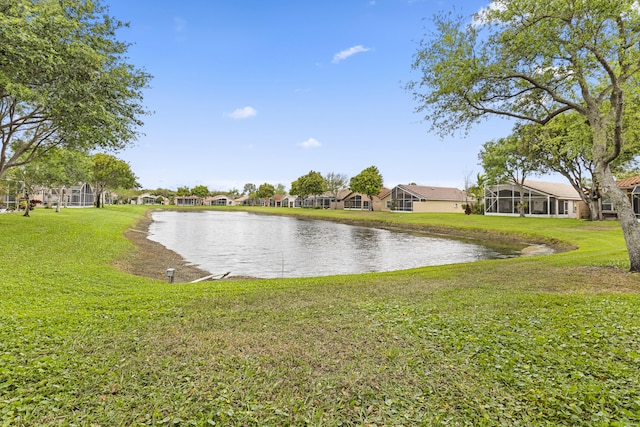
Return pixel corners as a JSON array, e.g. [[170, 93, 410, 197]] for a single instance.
[[1, 205, 639, 426]]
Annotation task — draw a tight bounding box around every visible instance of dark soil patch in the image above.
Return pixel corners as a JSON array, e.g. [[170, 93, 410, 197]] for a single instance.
[[113, 211, 217, 283]]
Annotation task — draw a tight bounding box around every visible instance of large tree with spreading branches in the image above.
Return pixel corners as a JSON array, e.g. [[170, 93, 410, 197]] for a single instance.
[[409, 0, 640, 271], [0, 0, 151, 180]]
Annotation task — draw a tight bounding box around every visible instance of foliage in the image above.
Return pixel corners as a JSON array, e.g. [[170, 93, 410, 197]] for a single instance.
[[467, 173, 487, 214], [290, 170, 325, 206], [243, 183, 257, 196], [480, 125, 544, 217], [409, 0, 640, 270], [91, 153, 138, 208], [175, 186, 190, 197], [274, 183, 287, 195], [0, 0, 151, 180], [324, 172, 349, 209], [256, 183, 275, 201], [190, 185, 210, 198], [349, 166, 383, 210]]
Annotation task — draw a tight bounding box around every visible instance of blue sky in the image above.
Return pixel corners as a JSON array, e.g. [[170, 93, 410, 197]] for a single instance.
[[108, 0, 514, 192]]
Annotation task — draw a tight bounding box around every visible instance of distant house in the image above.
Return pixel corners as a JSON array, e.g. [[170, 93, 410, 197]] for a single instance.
[[204, 195, 233, 206], [381, 185, 469, 213], [269, 194, 284, 207], [67, 183, 95, 207], [484, 180, 587, 218], [342, 189, 390, 211], [174, 196, 202, 206], [134, 193, 164, 205], [299, 193, 335, 208], [280, 194, 300, 208]]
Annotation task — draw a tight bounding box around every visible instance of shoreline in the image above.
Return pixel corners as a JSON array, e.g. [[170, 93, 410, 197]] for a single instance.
[[116, 209, 558, 283], [114, 210, 216, 283]]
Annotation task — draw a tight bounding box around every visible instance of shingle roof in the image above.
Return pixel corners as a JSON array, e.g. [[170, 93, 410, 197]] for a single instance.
[[522, 180, 581, 199], [398, 185, 467, 201]]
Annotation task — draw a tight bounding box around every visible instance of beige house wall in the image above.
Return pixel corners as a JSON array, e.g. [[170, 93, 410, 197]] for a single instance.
[[412, 200, 465, 213]]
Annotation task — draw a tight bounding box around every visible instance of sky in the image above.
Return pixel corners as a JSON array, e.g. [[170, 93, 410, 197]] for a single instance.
[[106, 0, 516, 192]]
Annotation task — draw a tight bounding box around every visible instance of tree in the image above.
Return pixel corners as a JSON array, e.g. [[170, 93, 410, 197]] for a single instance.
[[409, 1, 640, 271], [256, 183, 275, 205], [533, 114, 602, 221], [190, 185, 210, 198], [243, 183, 256, 196], [290, 171, 325, 207], [467, 173, 488, 214], [91, 153, 138, 208], [226, 188, 241, 199], [324, 172, 349, 209], [175, 186, 190, 197], [479, 125, 543, 217], [24, 148, 91, 212], [0, 0, 151, 181], [350, 166, 383, 211]]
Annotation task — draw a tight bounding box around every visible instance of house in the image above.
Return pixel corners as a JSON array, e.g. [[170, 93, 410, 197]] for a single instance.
[[381, 185, 469, 213], [174, 195, 202, 206], [134, 193, 165, 205], [342, 189, 390, 211], [269, 194, 284, 207], [204, 195, 234, 206], [280, 194, 300, 208], [607, 175, 640, 218], [67, 183, 95, 207], [299, 193, 334, 208], [484, 180, 587, 218]]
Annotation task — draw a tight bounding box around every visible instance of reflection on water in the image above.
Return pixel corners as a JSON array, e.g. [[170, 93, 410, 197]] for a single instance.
[[148, 210, 517, 278]]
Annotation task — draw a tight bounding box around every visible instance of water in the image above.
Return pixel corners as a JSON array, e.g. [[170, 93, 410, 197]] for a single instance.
[[148, 211, 518, 278]]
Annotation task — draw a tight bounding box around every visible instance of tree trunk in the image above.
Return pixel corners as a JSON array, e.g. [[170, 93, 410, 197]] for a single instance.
[[587, 199, 601, 222], [596, 166, 640, 272], [516, 183, 526, 217], [56, 187, 64, 212], [23, 193, 30, 217]]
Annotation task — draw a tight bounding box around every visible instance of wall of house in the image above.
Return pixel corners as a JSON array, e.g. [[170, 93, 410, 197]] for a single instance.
[[413, 200, 465, 213]]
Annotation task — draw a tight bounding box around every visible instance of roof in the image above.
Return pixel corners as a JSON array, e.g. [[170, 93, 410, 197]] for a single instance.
[[616, 175, 640, 189], [393, 185, 468, 201], [343, 188, 391, 200], [520, 180, 581, 199]]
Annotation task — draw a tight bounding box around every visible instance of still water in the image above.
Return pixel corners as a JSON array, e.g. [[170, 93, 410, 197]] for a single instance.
[[148, 211, 518, 279]]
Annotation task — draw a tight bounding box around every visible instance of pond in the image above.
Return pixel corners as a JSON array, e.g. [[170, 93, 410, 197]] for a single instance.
[[148, 210, 521, 279]]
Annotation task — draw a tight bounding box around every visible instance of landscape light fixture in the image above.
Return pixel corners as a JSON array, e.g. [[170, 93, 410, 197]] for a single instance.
[[166, 268, 175, 283]]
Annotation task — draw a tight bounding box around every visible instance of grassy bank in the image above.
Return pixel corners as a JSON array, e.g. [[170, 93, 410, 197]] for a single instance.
[[1, 206, 639, 426]]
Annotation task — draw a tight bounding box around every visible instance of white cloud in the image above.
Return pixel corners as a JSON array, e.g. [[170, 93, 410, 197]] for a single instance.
[[224, 106, 257, 119], [332, 45, 371, 63], [298, 137, 322, 149], [174, 17, 187, 33]]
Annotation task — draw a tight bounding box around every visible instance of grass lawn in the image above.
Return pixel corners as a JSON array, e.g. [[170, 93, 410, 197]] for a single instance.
[[1, 205, 639, 426]]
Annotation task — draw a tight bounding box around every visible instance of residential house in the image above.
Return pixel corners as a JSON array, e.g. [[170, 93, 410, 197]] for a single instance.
[[484, 180, 587, 218], [381, 185, 469, 213], [174, 195, 202, 206], [204, 195, 234, 206], [342, 188, 390, 211], [134, 193, 165, 205], [280, 194, 300, 208], [67, 183, 95, 207], [269, 194, 284, 207]]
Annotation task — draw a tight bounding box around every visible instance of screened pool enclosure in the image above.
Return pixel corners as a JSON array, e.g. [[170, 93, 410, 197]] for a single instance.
[[484, 182, 580, 218]]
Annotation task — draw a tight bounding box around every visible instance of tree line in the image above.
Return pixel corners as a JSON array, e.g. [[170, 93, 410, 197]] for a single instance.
[[154, 166, 384, 209]]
